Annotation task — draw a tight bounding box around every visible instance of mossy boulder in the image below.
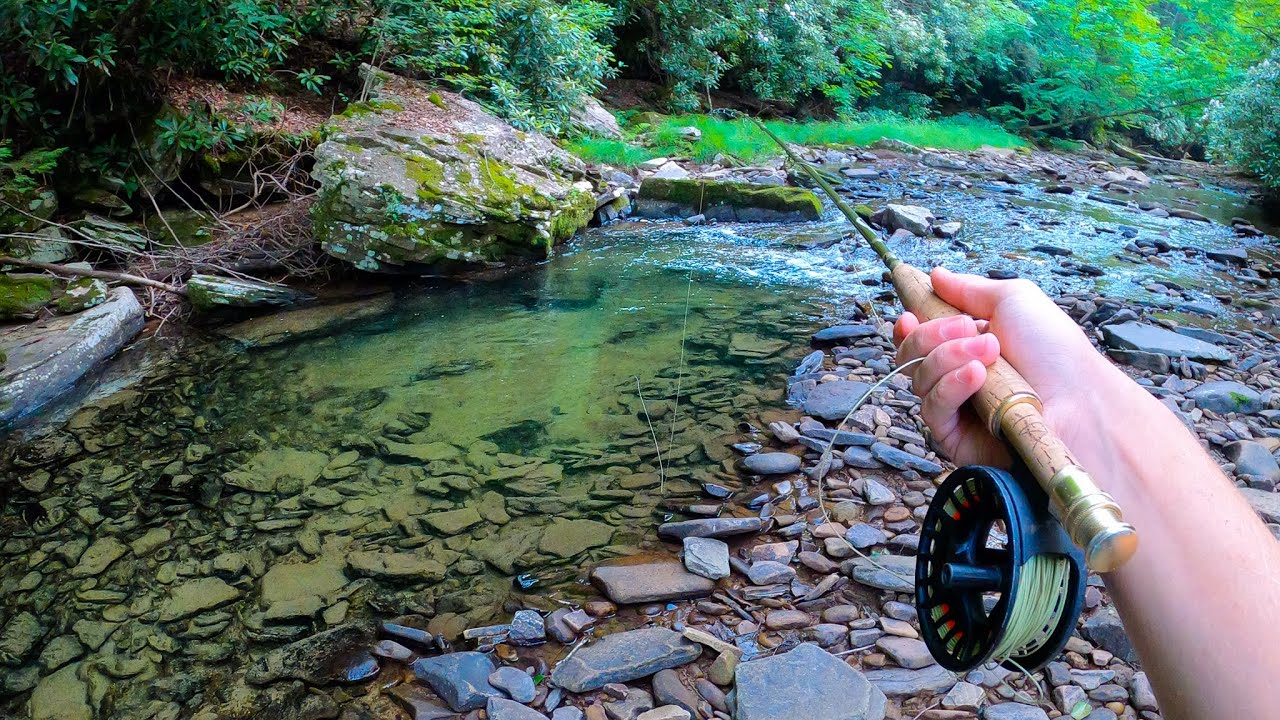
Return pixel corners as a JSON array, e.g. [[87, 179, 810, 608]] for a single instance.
[[634, 178, 823, 223], [186, 275, 312, 311], [0, 273, 55, 320], [311, 65, 595, 272], [55, 277, 108, 314]]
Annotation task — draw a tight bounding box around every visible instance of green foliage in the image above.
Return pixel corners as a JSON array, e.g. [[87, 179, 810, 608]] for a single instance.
[[0, 142, 64, 195], [567, 113, 1025, 166], [1204, 55, 1280, 190]]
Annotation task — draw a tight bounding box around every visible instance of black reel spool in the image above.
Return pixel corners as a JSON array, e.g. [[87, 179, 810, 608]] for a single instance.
[[915, 465, 1086, 672]]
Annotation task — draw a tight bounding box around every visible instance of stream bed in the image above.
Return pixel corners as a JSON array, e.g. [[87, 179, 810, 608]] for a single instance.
[[0, 165, 1275, 719]]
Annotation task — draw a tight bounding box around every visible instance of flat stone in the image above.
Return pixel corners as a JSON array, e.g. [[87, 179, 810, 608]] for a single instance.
[[1226, 441, 1280, 481], [346, 551, 446, 583], [1240, 487, 1280, 523], [871, 443, 942, 474], [221, 294, 394, 347], [765, 610, 812, 630], [1082, 607, 1137, 664], [390, 685, 456, 720], [412, 651, 501, 711], [875, 636, 934, 669], [508, 610, 545, 646], [636, 707, 690, 720], [682, 537, 730, 580], [652, 668, 699, 715], [28, 663, 90, 720], [488, 697, 547, 720], [489, 666, 537, 702], [847, 555, 915, 593], [591, 556, 715, 604], [540, 519, 614, 558], [550, 627, 701, 693], [423, 507, 483, 535], [1188, 381, 1262, 414], [604, 687, 654, 720], [803, 381, 873, 421], [862, 478, 896, 505], [942, 681, 986, 711], [262, 556, 348, 606], [864, 665, 957, 697], [1101, 322, 1231, 362], [742, 452, 802, 475], [158, 577, 241, 622], [813, 325, 878, 343], [657, 518, 763, 540], [735, 643, 886, 720], [845, 523, 887, 549], [984, 703, 1049, 720], [70, 537, 128, 578], [747, 561, 796, 585], [246, 623, 376, 685], [873, 204, 934, 237]]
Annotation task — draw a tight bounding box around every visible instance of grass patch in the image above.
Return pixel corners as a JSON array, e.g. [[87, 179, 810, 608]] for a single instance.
[[566, 113, 1027, 168]]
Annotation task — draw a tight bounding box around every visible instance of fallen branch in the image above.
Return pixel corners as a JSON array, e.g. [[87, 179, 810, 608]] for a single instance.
[[0, 256, 187, 295], [1026, 95, 1217, 132]]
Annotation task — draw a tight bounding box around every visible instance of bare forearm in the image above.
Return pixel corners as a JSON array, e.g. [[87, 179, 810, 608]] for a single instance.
[[1072, 360, 1280, 719]]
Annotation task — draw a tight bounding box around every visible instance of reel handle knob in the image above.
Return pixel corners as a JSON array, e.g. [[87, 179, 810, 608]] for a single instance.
[[891, 264, 1138, 574]]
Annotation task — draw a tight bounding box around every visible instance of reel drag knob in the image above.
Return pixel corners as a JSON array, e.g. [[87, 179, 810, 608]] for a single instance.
[[915, 466, 1086, 672]]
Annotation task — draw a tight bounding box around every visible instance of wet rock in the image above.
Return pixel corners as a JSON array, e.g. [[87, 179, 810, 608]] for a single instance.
[[550, 627, 701, 693], [1187, 381, 1262, 414], [657, 518, 763, 540], [424, 507, 484, 535], [0, 287, 144, 425], [221, 294, 395, 347], [864, 665, 956, 697], [372, 640, 414, 661], [37, 635, 84, 672], [346, 551, 446, 583], [984, 703, 1049, 720], [27, 662, 90, 720], [1101, 322, 1231, 363], [735, 643, 886, 720], [813, 325, 878, 343], [1225, 441, 1280, 481], [682, 537, 730, 580], [390, 685, 456, 719], [262, 556, 348, 607], [742, 452, 801, 475], [872, 204, 934, 237], [539, 519, 614, 558], [591, 556, 715, 604], [488, 696, 547, 720], [247, 623, 376, 686], [489, 666, 537, 703], [412, 651, 501, 711], [159, 577, 242, 622], [70, 620, 117, 651], [509, 610, 546, 646], [635, 178, 823, 223], [0, 612, 42, 666], [802, 381, 873, 421], [225, 447, 329, 493]]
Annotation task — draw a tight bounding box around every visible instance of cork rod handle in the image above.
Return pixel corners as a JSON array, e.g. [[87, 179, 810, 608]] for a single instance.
[[890, 264, 1138, 572]]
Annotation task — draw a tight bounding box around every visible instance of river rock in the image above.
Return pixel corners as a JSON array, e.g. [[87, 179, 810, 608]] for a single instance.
[[187, 274, 311, 310], [1225, 440, 1280, 481], [634, 178, 822, 223], [657, 517, 763, 540], [412, 651, 502, 711], [847, 555, 914, 593], [742, 452, 801, 475], [550, 627, 701, 693], [424, 507, 483, 535], [1082, 606, 1137, 663], [262, 556, 349, 607], [158, 577, 241, 621], [69, 537, 127, 578], [571, 96, 622, 138], [0, 287, 144, 425], [845, 523, 887, 549], [224, 447, 328, 494], [1241, 487, 1280, 523], [864, 665, 956, 696], [735, 643, 886, 720], [489, 666, 537, 703], [591, 555, 715, 604], [1101, 322, 1231, 362], [651, 669, 699, 715], [875, 636, 934, 669], [0, 612, 42, 666], [487, 697, 546, 720], [347, 551, 447, 583], [312, 67, 594, 272], [27, 663, 90, 720], [1187, 381, 1262, 414], [802, 381, 873, 421], [813, 325, 878, 343], [872, 204, 934, 237], [682, 537, 730, 580], [508, 610, 545, 646], [246, 623, 376, 685], [984, 703, 1049, 720], [221, 294, 395, 347], [870, 443, 942, 474], [539, 519, 614, 557], [942, 681, 986, 711]]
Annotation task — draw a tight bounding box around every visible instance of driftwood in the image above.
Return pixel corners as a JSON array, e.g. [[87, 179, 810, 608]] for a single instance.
[[0, 256, 187, 295]]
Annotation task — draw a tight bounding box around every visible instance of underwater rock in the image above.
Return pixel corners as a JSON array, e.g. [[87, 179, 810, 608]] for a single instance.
[[246, 623, 376, 686], [634, 178, 822, 223], [220, 294, 394, 347], [311, 65, 595, 272]]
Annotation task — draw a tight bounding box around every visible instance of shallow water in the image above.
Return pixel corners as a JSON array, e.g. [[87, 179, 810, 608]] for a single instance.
[[0, 173, 1274, 717]]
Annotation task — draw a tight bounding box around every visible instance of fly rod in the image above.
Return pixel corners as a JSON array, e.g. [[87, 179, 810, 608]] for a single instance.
[[755, 119, 1138, 671]]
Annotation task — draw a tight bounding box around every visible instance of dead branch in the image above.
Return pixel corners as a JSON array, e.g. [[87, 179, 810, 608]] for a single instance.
[[0, 256, 187, 295]]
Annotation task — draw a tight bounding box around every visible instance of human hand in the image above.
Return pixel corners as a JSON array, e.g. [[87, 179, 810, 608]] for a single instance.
[[893, 267, 1116, 468]]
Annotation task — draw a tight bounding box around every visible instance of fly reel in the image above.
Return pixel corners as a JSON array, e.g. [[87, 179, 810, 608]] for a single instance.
[[916, 465, 1086, 672]]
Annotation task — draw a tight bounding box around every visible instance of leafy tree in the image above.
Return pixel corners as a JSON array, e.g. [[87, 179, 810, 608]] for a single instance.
[[1204, 54, 1280, 190]]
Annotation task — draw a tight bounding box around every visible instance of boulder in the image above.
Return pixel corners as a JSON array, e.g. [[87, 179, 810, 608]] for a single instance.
[[550, 627, 701, 693], [570, 96, 623, 138], [186, 274, 312, 311], [634, 178, 823, 223], [1101, 322, 1231, 363], [0, 273, 55, 320], [0, 287, 144, 425], [735, 643, 886, 720], [312, 66, 595, 272], [872, 205, 934, 237]]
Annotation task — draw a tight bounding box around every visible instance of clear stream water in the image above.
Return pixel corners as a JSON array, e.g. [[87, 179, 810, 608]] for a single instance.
[[0, 174, 1274, 717]]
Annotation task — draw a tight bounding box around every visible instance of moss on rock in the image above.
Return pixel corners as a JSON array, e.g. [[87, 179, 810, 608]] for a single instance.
[[635, 178, 823, 222], [0, 274, 55, 320]]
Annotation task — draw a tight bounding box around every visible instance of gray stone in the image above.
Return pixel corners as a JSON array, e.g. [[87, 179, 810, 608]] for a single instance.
[[1082, 607, 1137, 664], [870, 443, 942, 474], [489, 666, 537, 703], [552, 708, 585, 720], [1053, 684, 1088, 715], [802, 381, 873, 421], [1188, 381, 1262, 414], [1226, 440, 1280, 481], [746, 561, 796, 585], [742, 452, 802, 475], [1101, 322, 1232, 362], [0, 288, 143, 425], [158, 577, 241, 622], [221, 294, 394, 347], [187, 274, 311, 310], [941, 681, 986, 711], [571, 96, 622, 139], [390, 685, 456, 719], [412, 651, 501, 711], [246, 623, 376, 686], [605, 688, 654, 720], [984, 703, 1049, 720], [864, 665, 956, 697], [652, 669, 699, 715], [636, 707, 690, 720], [591, 556, 715, 604], [1240, 487, 1280, 523], [550, 627, 701, 693], [682, 537, 730, 580], [872, 204, 934, 237], [862, 478, 896, 505], [487, 697, 547, 720], [875, 636, 934, 669], [847, 555, 915, 593], [813, 325, 878, 343], [1069, 669, 1115, 691], [509, 611, 546, 646], [1130, 671, 1158, 711], [845, 523, 887, 549], [735, 643, 886, 720], [657, 518, 763, 540]]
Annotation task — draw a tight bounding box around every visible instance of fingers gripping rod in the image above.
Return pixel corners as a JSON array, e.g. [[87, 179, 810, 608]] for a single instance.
[[757, 121, 1137, 572]]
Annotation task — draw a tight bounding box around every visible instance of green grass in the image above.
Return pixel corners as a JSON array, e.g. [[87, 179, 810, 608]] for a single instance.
[[566, 113, 1028, 168]]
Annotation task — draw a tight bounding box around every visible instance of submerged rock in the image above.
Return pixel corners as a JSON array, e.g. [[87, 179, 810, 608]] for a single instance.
[[550, 627, 701, 693], [735, 643, 886, 720], [311, 66, 595, 272], [158, 577, 242, 622], [634, 178, 823, 223], [538, 518, 614, 558], [220, 293, 394, 347], [0, 287, 144, 425], [27, 663, 90, 720], [246, 623, 377, 686]]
